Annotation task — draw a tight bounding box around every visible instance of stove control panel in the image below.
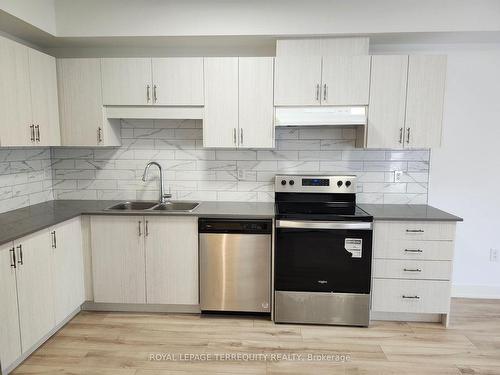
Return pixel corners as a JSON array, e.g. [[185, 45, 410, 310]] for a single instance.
[[275, 175, 357, 194]]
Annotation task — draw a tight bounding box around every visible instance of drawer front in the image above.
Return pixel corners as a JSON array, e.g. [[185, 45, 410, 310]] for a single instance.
[[372, 279, 451, 314], [375, 221, 456, 241], [373, 259, 452, 280], [373, 239, 454, 260]]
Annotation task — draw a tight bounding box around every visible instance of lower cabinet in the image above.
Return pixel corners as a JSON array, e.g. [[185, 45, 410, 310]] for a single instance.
[[371, 220, 456, 325], [90, 215, 199, 306], [0, 219, 84, 373]]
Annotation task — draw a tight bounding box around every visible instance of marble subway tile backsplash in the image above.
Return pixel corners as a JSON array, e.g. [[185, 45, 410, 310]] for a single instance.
[[49, 119, 430, 204], [0, 148, 54, 214]]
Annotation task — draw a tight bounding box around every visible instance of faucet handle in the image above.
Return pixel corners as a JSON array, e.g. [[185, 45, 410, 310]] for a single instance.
[[162, 193, 172, 200]]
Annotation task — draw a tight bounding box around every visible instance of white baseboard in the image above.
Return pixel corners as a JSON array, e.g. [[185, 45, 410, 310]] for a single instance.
[[452, 284, 500, 299]]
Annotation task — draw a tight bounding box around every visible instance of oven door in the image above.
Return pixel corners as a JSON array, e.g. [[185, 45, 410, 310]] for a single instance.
[[275, 220, 372, 294]]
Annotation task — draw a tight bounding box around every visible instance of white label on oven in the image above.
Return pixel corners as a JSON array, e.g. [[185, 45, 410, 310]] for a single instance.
[[345, 238, 362, 258]]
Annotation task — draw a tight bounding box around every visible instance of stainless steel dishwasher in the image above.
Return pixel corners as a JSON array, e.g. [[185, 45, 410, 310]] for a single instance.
[[199, 218, 272, 313]]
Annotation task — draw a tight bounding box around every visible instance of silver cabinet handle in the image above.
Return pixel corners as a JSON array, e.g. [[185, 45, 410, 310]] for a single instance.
[[240, 128, 243, 145], [51, 231, 57, 248], [233, 128, 237, 145], [323, 83, 327, 101], [35, 125, 40, 142], [145, 220, 149, 236], [406, 127, 411, 144], [10, 247, 16, 268], [402, 295, 420, 299], [399, 128, 403, 144], [138, 221, 142, 236], [30, 125, 35, 142], [403, 268, 422, 272], [315, 84, 320, 101], [153, 85, 158, 103], [406, 229, 424, 233], [146, 85, 151, 103], [404, 249, 423, 253], [17, 244, 23, 265], [97, 127, 103, 143]]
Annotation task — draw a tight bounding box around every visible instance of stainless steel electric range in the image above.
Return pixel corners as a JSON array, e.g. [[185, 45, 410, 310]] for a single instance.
[[273, 174, 373, 327]]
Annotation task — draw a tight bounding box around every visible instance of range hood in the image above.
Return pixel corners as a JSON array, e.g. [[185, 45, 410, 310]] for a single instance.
[[274, 106, 367, 127]]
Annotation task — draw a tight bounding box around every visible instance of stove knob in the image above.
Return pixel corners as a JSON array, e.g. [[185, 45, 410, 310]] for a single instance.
[[289, 180, 295, 186], [281, 180, 286, 186], [337, 180, 343, 187], [345, 180, 352, 187]]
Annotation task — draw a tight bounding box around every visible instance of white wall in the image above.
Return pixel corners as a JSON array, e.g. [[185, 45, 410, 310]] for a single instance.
[[0, 0, 56, 34], [374, 42, 500, 298], [53, 0, 500, 37]]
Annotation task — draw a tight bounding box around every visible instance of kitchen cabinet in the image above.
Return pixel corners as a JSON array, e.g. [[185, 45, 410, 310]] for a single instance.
[[405, 55, 447, 148], [101, 58, 152, 105], [274, 55, 370, 106], [367, 55, 409, 149], [0, 242, 22, 372], [0, 36, 32, 147], [145, 216, 198, 305], [57, 58, 120, 146], [367, 55, 446, 149], [14, 230, 55, 352], [371, 220, 456, 326], [51, 217, 85, 325], [204, 57, 275, 148], [90, 215, 199, 306], [90, 215, 146, 304], [0, 36, 60, 147], [28, 48, 61, 146], [151, 58, 204, 105]]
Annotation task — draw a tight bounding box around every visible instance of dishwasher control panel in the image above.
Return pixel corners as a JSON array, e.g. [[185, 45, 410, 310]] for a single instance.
[[198, 219, 272, 234]]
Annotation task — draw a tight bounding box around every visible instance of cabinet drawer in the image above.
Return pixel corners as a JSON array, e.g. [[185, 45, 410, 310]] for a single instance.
[[372, 279, 451, 314], [375, 221, 456, 241], [373, 259, 452, 280], [373, 239, 454, 260]]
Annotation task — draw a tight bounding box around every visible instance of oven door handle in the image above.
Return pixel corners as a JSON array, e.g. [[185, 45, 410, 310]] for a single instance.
[[276, 220, 372, 230]]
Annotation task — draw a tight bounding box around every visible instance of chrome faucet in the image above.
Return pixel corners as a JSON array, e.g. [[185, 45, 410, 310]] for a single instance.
[[142, 162, 171, 203]]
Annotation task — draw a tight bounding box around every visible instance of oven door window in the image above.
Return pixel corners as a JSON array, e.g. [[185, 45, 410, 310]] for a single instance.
[[275, 228, 372, 293]]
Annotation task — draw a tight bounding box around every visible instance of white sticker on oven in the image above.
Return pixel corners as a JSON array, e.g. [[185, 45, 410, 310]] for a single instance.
[[345, 238, 362, 258]]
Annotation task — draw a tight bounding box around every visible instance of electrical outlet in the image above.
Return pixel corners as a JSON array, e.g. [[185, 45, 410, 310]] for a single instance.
[[394, 170, 403, 183], [490, 249, 499, 262]]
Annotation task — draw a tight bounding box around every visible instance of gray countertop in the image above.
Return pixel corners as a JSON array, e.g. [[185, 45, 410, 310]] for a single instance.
[[0, 200, 461, 246], [359, 204, 463, 222]]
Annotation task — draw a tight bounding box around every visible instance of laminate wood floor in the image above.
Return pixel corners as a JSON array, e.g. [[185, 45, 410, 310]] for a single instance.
[[12, 298, 500, 375]]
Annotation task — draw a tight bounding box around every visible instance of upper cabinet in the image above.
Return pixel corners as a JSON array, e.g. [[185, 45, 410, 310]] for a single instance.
[[57, 58, 120, 146], [367, 55, 447, 149], [101, 57, 204, 106], [204, 57, 274, 148], [275, 55, 370, 106], [151, 58, 204, 105], [0, 36, 60, 147]]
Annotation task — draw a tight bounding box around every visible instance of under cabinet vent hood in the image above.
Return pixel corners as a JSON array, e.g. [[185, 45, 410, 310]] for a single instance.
[[274, 106, 366, 127]]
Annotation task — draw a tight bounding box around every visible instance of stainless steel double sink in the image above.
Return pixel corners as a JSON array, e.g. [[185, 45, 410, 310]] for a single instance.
[[105, 201, 199, 212]]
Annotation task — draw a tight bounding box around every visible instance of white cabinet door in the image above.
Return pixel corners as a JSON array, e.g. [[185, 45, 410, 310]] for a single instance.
[[238, 57, 275, 149], [28, 48, 61, 146], [152, 58, 204, 105], [367, 55, 409, 149], [203, 57, 239, 148], [274, 56, 322, 106], [51, 217, 84, 325], [90, 215, 146, 303], [101, 58, 152, 105], [15, 231, 55, 352], [57, 58, 105, 146], [145, 216, 198, 305], [0, 242, 22, 371], [405, 55, 447, 148], [0, 36, 32, 147], [321, 55, 371, 105]]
